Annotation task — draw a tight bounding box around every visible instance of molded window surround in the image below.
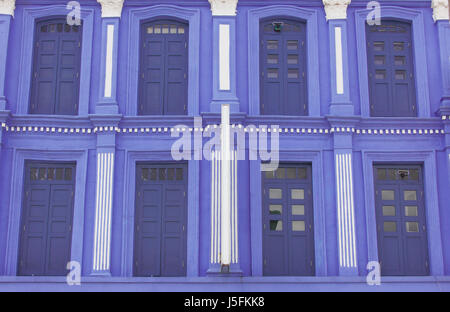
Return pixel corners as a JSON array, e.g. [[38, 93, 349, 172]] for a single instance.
[[248, 6, 320, 116], [126, 5, 200, 116], [355, 7, 430, 118], [4, 149, 88, 276], [17, 5, 94, 116], [362, 151, 444, 276]]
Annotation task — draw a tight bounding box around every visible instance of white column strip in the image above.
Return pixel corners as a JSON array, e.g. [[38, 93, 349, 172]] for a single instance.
[[335, 26, 344, 95], [221, 104, 231, 265], [93, 152, 114, 272], [346, 153, 357, 266], [335, 153, 343, 267], [233, 150, 238, 264], [219, 24, 231, 91], [210, 150, 215, 263], [104, 24, 115, 98]]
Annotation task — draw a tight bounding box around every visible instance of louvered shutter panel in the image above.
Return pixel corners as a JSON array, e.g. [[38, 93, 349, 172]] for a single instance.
[[260, 19, 307, 116], [366, 21, 416, 117]]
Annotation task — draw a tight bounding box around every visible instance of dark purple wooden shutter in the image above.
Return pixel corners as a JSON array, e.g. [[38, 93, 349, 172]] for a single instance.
[[374, 166, 429, 276], [366, 20, 416, 117], [19, 163, 75, 276], [262, 165, 315, 276], [139, 21, 188, 115], [30, 19, 82, 115], [260, 19, 307, 116], [134, 164, 187, 277]]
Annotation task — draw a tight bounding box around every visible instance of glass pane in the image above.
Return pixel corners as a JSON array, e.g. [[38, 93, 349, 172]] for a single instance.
[[373, 42, 385, 51], [267, 54, 278, 64], [395, 56, 406, 65], [292, 221, 305, 231], [292, 205, 305, 215], [388, 169, 397, 180], [267, 40, 278, 50], [56, 168, 64, 180], [404, 191, 417, 201], [393, 42, 405, 51], [162, 25, 169, 34], [291, 189, 304, 200], [176, 168, 183, 180], [49, 24, 56, 32], [64, 168, 72, 181], [159, 168, 166, 180], [147, 26, 153, 34], [405, 206, 418, 217], [395, 70, 406, 80], [38, 168, 46, 180], [287, 55, 298, 64], [298, 168, 307, 179], [384, 222, 397, 232], [41, 25, 48, 32], [276, 168, 285, 179], [141, 168, 149, 181], [178, 27, 185, 34], [286, 168, 296, 179], [270, 220, 283, 231], [269, 205, 282, 215], [57, 24, 63, 32], [154, 25, 161, 34], [375, 70, 386, 79], [170, 25, 177, 34], [288, 69, 299, 79], [287, 40, 298, 50], [150, 168, 157, 181], [64, 24, 71, 32], [268, 69, 278, 79], [374, 55, 385, 65], [382, 206, 396, 216], [269, 189, 282, 199], [73, 25, 79, 32], [381, 190, 395, 200], [167, 168, 175, 180], [30, 168, 38, 180], [377, 168, 386, 180], [409, 169, 419, 181], [265, 171, 275, 179], [45, 168, 54, 180], [406, 222, 419, 233]]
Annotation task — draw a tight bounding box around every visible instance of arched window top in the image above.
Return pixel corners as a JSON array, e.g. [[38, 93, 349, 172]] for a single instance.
[[36, 17, 82, 34], [260, 18, 306, 35]]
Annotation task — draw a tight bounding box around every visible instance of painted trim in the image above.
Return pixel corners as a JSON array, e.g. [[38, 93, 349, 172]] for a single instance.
[[334, 152, 357, 271], [126, 5, 200, 116], [248, 5, 321, 117], [0, 15, 11, 110], [250, 151, 327, 276], [362, 150, 445, 276], [92, 152, 115, 274], [355, 7, 431, 117], [121, 151, 199, 277], [4, 149, 88, 276], [17, 5, 94, 116], [437, 21, 450, 106]]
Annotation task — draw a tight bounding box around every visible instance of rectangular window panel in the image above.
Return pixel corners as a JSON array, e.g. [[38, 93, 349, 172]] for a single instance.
[[384, 221, 397, 232], [382, 190, 395, 200], [269, 205, 282, 215], [292, 221, 305, 232], [270, 220, 283, 231], [382, 206, 396, 216], [406, 222, 419, 233]]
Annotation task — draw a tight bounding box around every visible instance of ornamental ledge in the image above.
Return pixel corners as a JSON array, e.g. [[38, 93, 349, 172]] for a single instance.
[[208, 0, 238, 16], [97, 0, 124, 18], [432, 0, 449, 22], [0, 0, 15, 16], [323, 0, 351, 20], [0, 123, 445, 136]]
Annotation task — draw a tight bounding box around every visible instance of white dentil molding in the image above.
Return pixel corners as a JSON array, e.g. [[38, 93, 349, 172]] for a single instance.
[[432, 0, 449, 22], [323, 0, 351, 20], [0, 0, 15, 17], [97, 0, 124, 18], [208, 0, 238, 16]]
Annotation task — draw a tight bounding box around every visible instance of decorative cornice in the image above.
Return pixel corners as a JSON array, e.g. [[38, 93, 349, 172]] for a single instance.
[[0, 0, 15, 17], [208, 0, 238, 16], [432, 0, 449, 22], [323, 0, 351, 20], [97, 0, 124, 18]]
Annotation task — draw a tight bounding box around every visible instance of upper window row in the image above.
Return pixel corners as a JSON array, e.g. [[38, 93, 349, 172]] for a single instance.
[[29, 17, 417, 118]]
